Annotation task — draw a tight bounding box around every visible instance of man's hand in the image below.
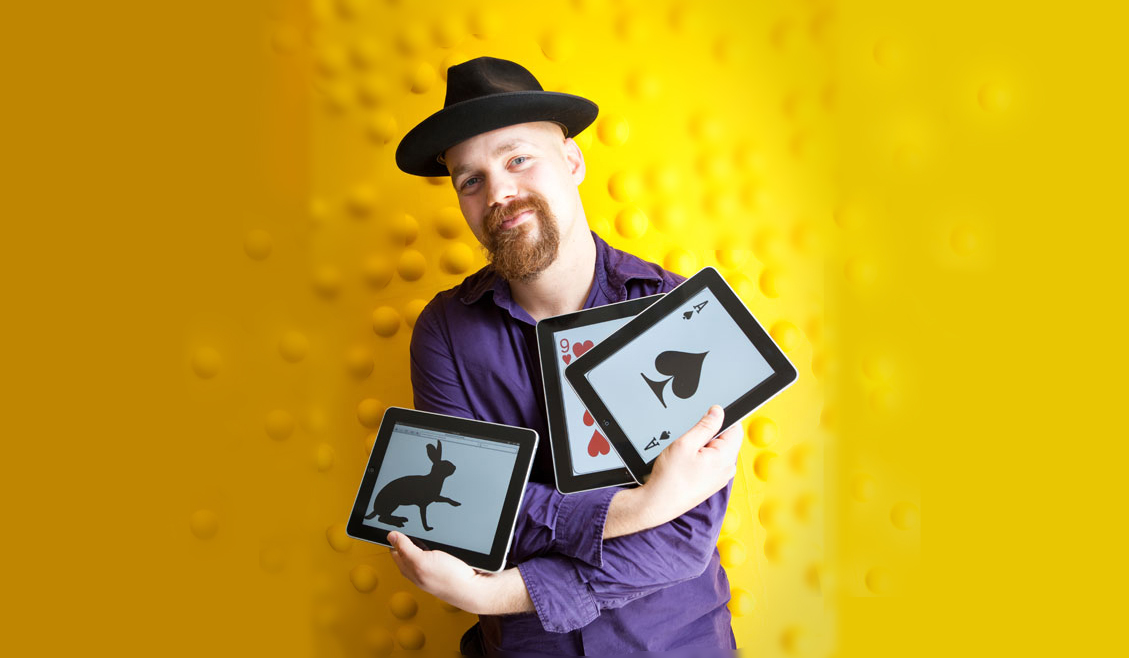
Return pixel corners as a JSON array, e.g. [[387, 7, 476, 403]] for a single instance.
[[605, 405, 742, 538], [387, 531, 533, 615]]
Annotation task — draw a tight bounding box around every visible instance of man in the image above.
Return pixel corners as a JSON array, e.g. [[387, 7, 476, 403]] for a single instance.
[[388, 57, 744, 656]]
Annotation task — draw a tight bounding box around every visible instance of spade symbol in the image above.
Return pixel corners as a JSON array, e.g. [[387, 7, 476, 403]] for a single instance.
[[641, 350, 709, 407]]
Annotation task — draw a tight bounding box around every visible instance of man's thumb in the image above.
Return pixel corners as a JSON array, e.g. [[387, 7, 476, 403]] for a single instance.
[[678, 405, 724, 449]]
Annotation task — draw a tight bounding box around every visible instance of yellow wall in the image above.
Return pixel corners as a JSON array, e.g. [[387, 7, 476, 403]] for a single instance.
[[3, 1, 1123, 656]]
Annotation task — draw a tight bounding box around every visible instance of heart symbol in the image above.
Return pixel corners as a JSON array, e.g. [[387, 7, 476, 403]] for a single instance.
[[583, 410, 594, 426], [562, 354, 572, 365], [587, 429, 610, 456], [573, 340, 594, 358]]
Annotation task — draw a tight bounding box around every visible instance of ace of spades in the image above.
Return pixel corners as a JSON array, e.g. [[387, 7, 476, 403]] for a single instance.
[[641, 350, 709, 408]]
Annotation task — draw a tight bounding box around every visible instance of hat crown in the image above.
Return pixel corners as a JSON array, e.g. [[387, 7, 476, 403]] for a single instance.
[[444, 57, 544, 108]]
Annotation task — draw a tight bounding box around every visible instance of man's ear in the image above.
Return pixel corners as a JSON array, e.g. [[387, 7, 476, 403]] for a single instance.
[[563, 137, 586, 185]]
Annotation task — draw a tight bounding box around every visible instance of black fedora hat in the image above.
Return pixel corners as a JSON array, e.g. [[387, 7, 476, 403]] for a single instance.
[[395, 57, 599, 177]]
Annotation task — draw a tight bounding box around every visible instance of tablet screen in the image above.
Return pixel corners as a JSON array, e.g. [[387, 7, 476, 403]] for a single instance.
[[551, 316, 632, 475], [360, 421, 520, 554], [585, 286, 775, 463]]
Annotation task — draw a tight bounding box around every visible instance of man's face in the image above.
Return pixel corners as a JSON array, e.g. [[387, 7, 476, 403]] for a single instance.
[[443, 121, 585, 282]]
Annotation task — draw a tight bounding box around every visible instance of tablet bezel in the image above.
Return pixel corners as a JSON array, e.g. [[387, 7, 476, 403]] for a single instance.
[[535, 294, 663, 494], [564, 267, 798, 483], [345, 406, 538, 573]]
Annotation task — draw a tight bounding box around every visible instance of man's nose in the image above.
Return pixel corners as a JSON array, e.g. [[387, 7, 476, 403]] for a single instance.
[[486, 173, 517, 208]]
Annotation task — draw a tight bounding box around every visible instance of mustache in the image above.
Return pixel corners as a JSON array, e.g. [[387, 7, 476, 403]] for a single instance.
[[485, 196, 546, 234]]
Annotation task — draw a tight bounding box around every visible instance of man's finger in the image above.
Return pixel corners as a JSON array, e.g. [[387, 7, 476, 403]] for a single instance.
[[673, 405, 725, 451], [703, 423, 744, 462], [388, 532, 422, 562]]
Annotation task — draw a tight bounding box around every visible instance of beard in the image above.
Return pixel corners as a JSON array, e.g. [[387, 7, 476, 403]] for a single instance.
[[482, 192, 561, 283]]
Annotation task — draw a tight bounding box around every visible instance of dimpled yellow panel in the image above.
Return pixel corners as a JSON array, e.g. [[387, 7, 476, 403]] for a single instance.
[[305, 0, 830, 655]]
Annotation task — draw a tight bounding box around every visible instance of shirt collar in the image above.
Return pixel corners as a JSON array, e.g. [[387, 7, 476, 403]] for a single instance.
[[459, 230, 663, 307]]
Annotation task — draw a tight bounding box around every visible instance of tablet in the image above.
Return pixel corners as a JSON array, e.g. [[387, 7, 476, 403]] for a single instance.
[[345, 407, 538, 573], [565, 267, 797, 483], [536, 295, 663, 493]]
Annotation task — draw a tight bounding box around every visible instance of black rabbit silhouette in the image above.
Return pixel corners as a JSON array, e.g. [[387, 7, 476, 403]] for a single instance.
[[366, 440, 460, 531]]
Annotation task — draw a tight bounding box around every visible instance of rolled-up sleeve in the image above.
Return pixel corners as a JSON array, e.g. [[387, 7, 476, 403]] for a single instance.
[[517, 480, 732, 631]]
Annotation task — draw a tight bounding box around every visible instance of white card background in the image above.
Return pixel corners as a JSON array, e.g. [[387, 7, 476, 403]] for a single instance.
[[555, 316, 633, 475]]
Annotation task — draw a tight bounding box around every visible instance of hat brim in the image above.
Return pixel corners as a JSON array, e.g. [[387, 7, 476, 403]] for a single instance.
[[395, 91, 599, 177]]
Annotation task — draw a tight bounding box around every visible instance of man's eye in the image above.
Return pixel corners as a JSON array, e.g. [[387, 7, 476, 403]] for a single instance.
[[511, 156, 528, 166], [461, 176, 480, 189]]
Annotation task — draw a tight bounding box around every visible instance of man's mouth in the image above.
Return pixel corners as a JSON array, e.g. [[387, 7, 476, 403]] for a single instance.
[[499, 209, 534, 231]]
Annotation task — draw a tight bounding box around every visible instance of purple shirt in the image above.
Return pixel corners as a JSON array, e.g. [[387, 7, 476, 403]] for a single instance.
[[409, 231, 736, 656]]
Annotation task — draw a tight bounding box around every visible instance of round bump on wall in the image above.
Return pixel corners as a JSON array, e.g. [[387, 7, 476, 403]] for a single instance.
[[367, 110, 398, 145], [395, 625, 426, 650], [753, 451, 779, 481], [366, 626, 395, 656], [270, 25, 301, 55], [403, 299, 427, 328], [746, 417, 778, 448], [363, 256, 394, 291], [728, 588, 755, 617], [844, 256, 878, 286], [865, 566, 893, 594], [244, 229, 273, 260], [758, 498, 780, 527], [597, 114, 630, 147], [758, 268, 784, 298], [389, 591, 419, 619], [440, 52, 469, 80], [357, 398, 384, 428], [663, 248, 698, 276], [872, 37, 903, 68], [615, 207, 648, 239], [625, 69, 660, 100], [715, 246, 750, 269], [789, 442, 813, 474], [315, 43, 348, 79], [434, 207, 465, 238], [265, 409, 295, 441], [469, 9, 500, 39], [397, 249, 427, 281], [372, 306, 401, 337], [650, 205, 686, 234], [407, 61, 437, 94], [190, 509, 219, 540], [769, 320, 801, 352], [389, 213, 420, 245], [794, 492, 816, 523], [718, 538, 747, 568], [540, 30, 575, 61], [978, 82, 1012, 112], [396, 24, 429, 57], [890, 501, 920, 530], [951, 224, 979, 255], [349, 39, 379, 71], [314, 443, 335, 471], [721, 507, 742, 536], [607, 170, 643, 203], [805, 563, 822, 592], [345, 345, 374, 380], [432, 15, 466, 48], [351, 564, 379, 593], [312, 265, 343, 299], [346, 185, 376, 218], [762, 533, 789, 563], [326, 522, 353, 553], [851, 474, 876, 502], [278, 331, 309, 363], [441, 242, 475, 275], [191, 347, 222, 379]]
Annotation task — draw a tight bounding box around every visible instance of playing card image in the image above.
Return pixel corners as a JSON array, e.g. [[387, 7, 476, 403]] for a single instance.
[[585, 286, 775, 462], [556, 323, 631, 476]]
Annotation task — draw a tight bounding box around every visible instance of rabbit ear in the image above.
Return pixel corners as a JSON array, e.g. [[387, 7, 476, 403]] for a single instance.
[[434, 440, 443, 460], [427, 442, 438, 462]]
